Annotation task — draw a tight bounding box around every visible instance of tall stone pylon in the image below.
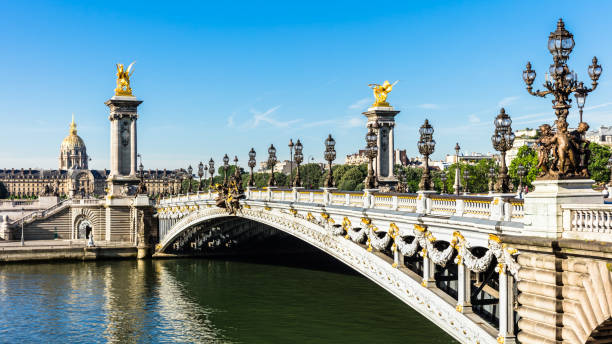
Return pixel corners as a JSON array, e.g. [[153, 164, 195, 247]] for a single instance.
[[105, 62, 142, 197]]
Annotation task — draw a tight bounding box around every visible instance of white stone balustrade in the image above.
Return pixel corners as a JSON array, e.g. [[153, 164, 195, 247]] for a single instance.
[[562, 204, 612, 241]]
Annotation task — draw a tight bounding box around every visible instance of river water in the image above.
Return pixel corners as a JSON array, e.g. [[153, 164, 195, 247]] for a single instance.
[[0, 253, 456, 343]]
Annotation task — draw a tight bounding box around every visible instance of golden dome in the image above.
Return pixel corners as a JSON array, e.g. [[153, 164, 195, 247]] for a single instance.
[[61, 115, 86, 150]]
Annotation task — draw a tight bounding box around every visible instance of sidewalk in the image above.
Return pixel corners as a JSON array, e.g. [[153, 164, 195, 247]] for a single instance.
[[0, 239, 135, 251]]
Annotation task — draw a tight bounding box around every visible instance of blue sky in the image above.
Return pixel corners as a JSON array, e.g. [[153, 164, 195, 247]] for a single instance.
[[1, 1, 612, 170]]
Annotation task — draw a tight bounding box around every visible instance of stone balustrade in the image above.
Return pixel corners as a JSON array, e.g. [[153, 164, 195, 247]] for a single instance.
[[160, 188, 525, 224], [562, 203, 612, 241]]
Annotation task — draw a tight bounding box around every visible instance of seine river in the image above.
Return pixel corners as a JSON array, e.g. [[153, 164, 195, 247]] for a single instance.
[[0, 253, 456, 343]]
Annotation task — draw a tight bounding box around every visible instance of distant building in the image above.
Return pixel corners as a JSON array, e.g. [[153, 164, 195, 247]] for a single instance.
[[445, 151, 499, 165], [259, 160, 294, 174], [586, 125, 612, 147], [345, 150, 368, 165], [394, 149, 408, 166], [0, 118, 180, 198], [506, 128, 538, 164]]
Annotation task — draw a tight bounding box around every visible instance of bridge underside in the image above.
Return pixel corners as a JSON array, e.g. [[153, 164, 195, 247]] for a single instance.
[[157, 209, 507, 344]]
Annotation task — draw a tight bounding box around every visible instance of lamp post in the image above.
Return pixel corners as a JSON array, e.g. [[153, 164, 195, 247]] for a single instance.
[[522, 19, 602, 179], [364, 126, 378, 189], [463, 168, 470, 195], [488, 167, 496, 194], [418, 119, 435, 191], [187, 165, 193, 193], [223, 154, 230, 184], [203, 165, 208, 191], [208, 158, 215, 189], [233, 155, 239, 179], [517, 164, 526, 198], [454, 142, 462, 195], [289, 139, 294, 177], [324, 134, 336, 188], [440, 171, 447, 194], [267, 144, 277, 187], [198, 161, 204, 192], [293, 140, 303, 187], [248, 148, 256, 187], [491, 108, 515, 193]]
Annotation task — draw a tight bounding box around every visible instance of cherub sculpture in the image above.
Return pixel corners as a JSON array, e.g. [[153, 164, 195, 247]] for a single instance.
[[368, 80, 398, 107], [115, 62, 135, 96], [535, 124, 556, 177]]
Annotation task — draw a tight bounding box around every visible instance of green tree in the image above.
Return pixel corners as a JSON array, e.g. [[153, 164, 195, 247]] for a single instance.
[[337, 166, 367, 191], [300, 163, 324, 189], [332, 164, 352, 185], [588, 142, 611, 184], [508, 145, 538, 189]]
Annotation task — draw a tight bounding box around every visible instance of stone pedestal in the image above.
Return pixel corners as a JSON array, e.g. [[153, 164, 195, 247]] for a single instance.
[[523, 179, 602, 238], [363, 106, 399, 190], [416, 190, 436, 214], [105, 95, 142, 197]]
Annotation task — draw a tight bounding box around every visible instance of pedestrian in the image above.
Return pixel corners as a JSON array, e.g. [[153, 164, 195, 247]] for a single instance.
[[85, 225, 95, 247]]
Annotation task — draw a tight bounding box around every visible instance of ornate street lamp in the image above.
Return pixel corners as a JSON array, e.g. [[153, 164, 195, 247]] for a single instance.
[[248, 148, 256, 187], [267, 144, 277, 187], [324, 134, 336, 188], [233, 155, 240, 180], [187, 165, 193, 193], [454, 142, 461, 195], [288, 139, 294, 178], [488, 167, 496, 193], [462, 168, 470, 195], [364, 125, 378, 189], [293, 139, 303, 187], [491, 108, 515, 193], [198, 161, 204, 192], [418, 119, 435, 191], [223, 154, 230, 184], [522, 19, 602, 179], [440, 171, 447, 194], [208, 158, 215, 189], [517, 164, 526, 197]]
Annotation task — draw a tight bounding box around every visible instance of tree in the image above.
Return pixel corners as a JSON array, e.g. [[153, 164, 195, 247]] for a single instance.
[[508, 145, 538, 190], [300, 163, 324, 189], [588, 142, 611, 184], [337, 166, 367, 191]]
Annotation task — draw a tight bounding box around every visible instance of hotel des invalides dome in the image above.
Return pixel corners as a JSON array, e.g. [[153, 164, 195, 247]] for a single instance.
[[0, 116, 180, 199]]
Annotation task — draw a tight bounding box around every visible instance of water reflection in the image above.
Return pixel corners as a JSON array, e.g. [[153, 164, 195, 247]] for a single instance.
[[0, 258, 455, 343]]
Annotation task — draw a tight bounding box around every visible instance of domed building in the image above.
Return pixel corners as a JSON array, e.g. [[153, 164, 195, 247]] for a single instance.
[[0, 116, 181, 199], [59, 116, 88, 170]]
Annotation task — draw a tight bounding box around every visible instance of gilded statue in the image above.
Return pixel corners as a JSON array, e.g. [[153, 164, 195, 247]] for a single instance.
[[115, 62, 135, 96], [368, 80, 398, 107]]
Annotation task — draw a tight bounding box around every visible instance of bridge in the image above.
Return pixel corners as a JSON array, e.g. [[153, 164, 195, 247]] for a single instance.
[[155, 187, 612, 344]]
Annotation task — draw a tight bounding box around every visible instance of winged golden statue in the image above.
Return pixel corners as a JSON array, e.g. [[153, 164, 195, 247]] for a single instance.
[[368, 80, 398, 107], [115, 62, 135, 96]]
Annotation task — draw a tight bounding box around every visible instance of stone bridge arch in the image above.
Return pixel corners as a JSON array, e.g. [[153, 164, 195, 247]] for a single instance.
[[157, 207, 500, 344]]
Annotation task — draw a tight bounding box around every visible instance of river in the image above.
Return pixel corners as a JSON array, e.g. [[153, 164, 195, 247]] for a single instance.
[[0, 252, 456, 343]]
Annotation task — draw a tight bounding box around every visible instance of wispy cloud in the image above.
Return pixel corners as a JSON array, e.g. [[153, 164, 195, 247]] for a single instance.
[[300, 116, 364, 129], [468, 114, 480, 123], [227, 115, 235, 128], [246, 105, 301, 129], [348, 98, 371, 110], [418, 103, 440, 110], [498, 96, 519, 108], [585, 102, 612, 111]]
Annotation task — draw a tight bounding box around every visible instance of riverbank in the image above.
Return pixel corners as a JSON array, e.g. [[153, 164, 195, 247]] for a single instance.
[[0, 240, 137, 262]]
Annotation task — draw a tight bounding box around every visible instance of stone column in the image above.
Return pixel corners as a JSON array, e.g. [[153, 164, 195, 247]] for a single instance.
[[456, 263, 472, 313], [105, 96, 143, 197], [422, 254, 436, 288], [498, 269, 516, 344], [362, 106, 400, 190]]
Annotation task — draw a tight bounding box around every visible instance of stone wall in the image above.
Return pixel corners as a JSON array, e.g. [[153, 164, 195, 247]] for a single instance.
[[503, 236, 612, 344]]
